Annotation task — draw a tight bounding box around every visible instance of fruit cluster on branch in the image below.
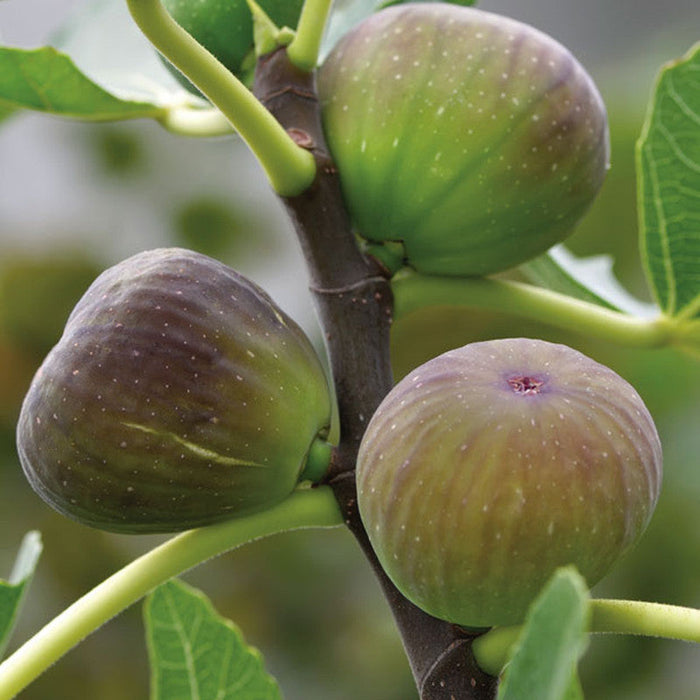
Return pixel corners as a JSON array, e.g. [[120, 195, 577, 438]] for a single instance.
[[13, 3, 667, 699]]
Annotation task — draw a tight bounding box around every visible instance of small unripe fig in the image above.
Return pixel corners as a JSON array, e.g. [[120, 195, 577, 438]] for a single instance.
[[17, 248, 331, 533], [357, 338, 661, 627], [162, 0, 303, 88], [318, 5, 609, 276]]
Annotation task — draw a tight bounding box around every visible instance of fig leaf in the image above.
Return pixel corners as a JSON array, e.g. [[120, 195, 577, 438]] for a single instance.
[[521, 245, 659, 318], [145, 579, 281, 700], [637, 42, 700, 320], [497, 567, 590, 700], [0, 45, 163, 121], [0, 532, 42, 659], [0, 0, 222, 128]]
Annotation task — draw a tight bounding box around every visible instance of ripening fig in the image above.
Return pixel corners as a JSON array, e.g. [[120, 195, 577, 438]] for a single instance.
[[161, 0, 304, 88], [357, 338, 662, 628], [318, 5, 609, 276], [17, 248, 332, 533]]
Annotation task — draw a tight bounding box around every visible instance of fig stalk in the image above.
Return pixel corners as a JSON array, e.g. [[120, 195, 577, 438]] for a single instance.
[[286, 0, 334, 72], [472, 598, 700, 676], [0, 489, 343, 700], [391, 271, 676, 348]]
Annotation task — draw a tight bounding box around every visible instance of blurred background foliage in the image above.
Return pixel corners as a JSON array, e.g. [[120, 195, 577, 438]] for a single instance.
[[0, 0, 699, 698]]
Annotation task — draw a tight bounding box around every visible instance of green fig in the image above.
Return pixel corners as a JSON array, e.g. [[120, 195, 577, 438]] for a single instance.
[[318, 5, 609, 276], [162, 0, 304, 89], [17, 248, 331, 533], [357, 338, 662, 627]]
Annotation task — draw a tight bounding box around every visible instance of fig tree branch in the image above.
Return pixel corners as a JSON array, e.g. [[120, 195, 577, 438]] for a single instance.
[[253, 46, 499, 700]]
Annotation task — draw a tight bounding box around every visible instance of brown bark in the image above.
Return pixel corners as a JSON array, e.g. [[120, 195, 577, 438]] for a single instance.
[[253, 47, 498, 700]]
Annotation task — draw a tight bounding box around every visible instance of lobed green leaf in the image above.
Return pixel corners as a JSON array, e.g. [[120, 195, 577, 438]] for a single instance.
[[637, 43, 700, 320], [497, 567, 590, 700], [0, 46, 162, 121], [145, 579, 281, 700], [49, 0, 201, 105], [0, 532, 42, 659], [520, 245, 659, 318], [0, 0, 229, 132]]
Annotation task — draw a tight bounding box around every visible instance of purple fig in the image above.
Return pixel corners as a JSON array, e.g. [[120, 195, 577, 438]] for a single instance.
[[318, 5, 609, 276], [357, 338, 662, 627], [17, 248, 332, 533]]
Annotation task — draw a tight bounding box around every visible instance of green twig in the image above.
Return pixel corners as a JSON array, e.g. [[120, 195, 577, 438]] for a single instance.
[[392, 271, 678, 349], [286, 0, 334, 72], [125, 0, 315, 195], [472, 598, 700, 677], [0, 488, 342, 700]]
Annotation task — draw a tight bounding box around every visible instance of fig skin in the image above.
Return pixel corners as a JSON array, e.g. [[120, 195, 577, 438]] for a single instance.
[[17, 248, 331, 533], [357, 338, 662, 628], [318, 5, 609, 276]]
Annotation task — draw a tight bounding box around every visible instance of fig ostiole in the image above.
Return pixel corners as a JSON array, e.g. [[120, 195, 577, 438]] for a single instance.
[[318, 4, 609, 276], [17, 248, 332, 534], [356, 338, 662, 628]]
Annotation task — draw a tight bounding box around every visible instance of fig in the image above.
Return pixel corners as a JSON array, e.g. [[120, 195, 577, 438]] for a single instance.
[[161, 0, 304, 88], [318, 5, 609, 276], [356, 338, 662, 627], [17, 248, 331, 533]]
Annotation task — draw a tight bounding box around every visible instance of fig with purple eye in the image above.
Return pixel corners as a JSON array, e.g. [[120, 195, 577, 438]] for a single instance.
[[357, 338, 662, 627], [318, 4, 609, 276], [17, 248, 332, 533]]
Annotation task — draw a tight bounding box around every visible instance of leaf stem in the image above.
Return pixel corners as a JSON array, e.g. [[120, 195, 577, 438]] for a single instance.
[[392, 271, 677, 349], [157, 106, 235, 137], [472, 598, 700, 677], [286, 0, 334, 72], [125, 0, 316, 195], [591, 598, 700, 643], [0, 488, 341, 700]]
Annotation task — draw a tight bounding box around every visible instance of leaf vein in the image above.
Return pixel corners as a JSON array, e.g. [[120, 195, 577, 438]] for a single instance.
[[667, 73, 700, 128]]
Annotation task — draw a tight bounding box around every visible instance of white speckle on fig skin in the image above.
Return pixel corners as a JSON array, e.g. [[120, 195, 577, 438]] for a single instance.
[[357, 338, 662, 628]]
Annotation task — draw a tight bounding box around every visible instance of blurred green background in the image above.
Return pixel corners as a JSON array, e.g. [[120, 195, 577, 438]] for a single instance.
[[0, 1, 699, 698]]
